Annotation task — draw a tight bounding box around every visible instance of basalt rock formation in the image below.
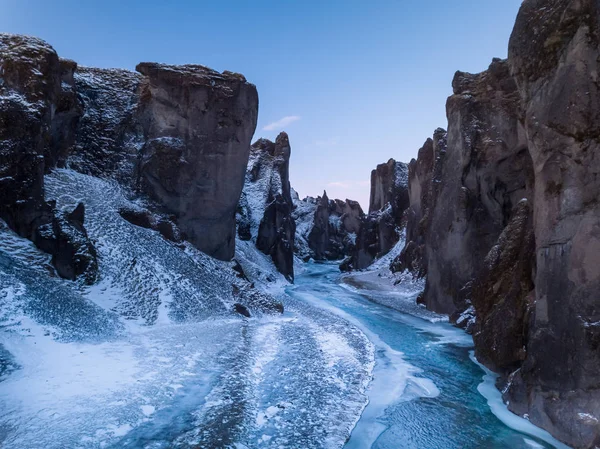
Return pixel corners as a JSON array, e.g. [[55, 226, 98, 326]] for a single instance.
[[503, 1, 600, 446], [0, 33, 258, 286], [238, 133, 295, 281], [0, 34, 96, 282], [351, 159, 409, 270], [302, 191, 364, 261], [424, 58, 533, 316], [136, 63, 258, 260], [391, 129, 446, 277], [396, 1, 600, 446]]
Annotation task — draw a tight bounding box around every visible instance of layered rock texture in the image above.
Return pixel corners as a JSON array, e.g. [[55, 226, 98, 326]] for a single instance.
[[0, 33, 258, 284], [395, 1, 600, 446], [293, 191, 364, 262], [238, 133, 295, 281], [0, 34, 97, 283], [350, 159, 409, 270]]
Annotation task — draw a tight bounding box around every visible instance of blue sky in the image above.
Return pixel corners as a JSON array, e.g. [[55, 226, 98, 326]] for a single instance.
[[2, 0, 523, 209]]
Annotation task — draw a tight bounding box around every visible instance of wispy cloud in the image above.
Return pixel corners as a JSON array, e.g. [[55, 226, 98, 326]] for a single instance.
[[263, 115, 301, 131]]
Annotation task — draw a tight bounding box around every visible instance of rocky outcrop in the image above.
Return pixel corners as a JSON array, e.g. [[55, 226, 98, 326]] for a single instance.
[[470, 199, 535, 372], [136, 63, 258, 261], [34, 203, 98, 284], [0, 34, 98, 283], [396, 2, 600, 446], [391, 129, 446, 277], [305, 192, 364, 261], [0, 34, 80, 239], [118, 207, 182, 243], [351, 159, 409, 270], [238, 133, 295, 281], [291, 191, 318, 261], [68, 67, 143, 179], [0, 33, 259, 281]]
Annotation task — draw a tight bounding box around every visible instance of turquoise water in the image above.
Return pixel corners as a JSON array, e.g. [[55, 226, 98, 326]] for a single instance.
[[287, 262, 567, 449]]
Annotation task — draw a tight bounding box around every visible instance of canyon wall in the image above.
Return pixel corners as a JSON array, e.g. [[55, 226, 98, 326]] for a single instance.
[[306, 192, 364, 261], [350, 159, 409, 270], [397, 1, 600, 445], [0, 33, 258, 284]]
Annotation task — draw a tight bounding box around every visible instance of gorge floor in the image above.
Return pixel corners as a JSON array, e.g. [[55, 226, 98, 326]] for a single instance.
[[0, 244, 571, 448]]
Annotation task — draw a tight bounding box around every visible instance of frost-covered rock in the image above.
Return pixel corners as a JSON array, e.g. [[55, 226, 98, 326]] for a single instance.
[[305, 191, 364, 261], [291, 190, 318, 261], [0, 33, 259, 275], [351, 159, 409, 270], [238, 132, 295, 281], [0, 34, 80, 240]]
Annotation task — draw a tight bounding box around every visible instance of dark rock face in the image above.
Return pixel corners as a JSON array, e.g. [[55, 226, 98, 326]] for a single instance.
[[136, 63, 258, 261], [33, 203, 98, 284], [118, 207, 181, 243], [0, 33, 259, 279], [396, 2, 600, 446], [352, 159, 409, 270], [306, 192, 364, 261], [0, 34, 98, 282], [368, 158, 410, 216], [470, 199, 535, 372], [422, 59, 533, 316], [502, 1, 600, 446], [238, 133, 295, 281], [69, 67, 143, 179], [0, 34, 79, 239], [391, 129, 446, 277]]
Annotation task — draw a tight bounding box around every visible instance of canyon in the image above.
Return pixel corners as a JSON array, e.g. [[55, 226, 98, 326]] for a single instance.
[[0, 0, 599, 448]]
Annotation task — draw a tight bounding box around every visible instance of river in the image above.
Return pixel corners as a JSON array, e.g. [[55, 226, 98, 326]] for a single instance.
[[288, 262, 569, 449]]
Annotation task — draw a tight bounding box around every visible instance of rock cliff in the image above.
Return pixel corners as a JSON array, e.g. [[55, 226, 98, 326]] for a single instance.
[[136, 63, 258, 260], [351, 159, 409, 270], [296, 191, 363, 261], [0, 33, 258, 285], [504, 1, 600, 446], [0, 34, 97, 283], [238, 132, 295, 281], [396, 1, 600, 445]]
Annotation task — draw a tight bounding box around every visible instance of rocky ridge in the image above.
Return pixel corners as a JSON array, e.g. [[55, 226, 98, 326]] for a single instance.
[[293, 191, 364, 262]]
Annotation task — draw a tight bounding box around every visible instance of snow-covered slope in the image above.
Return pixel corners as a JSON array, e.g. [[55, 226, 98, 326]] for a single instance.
[[0, 169, 374, 449]]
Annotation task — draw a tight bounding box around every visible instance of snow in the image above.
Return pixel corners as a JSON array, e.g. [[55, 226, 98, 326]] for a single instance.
[[470, 351, 571, 449], [240, 147, 286, 241], [0, 169, 375, 448], [394, 160, 409, 188], [292, 192, 318, 259]]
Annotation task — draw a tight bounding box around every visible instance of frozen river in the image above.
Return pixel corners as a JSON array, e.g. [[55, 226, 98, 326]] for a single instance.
[[0, 248, 569, 448]]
